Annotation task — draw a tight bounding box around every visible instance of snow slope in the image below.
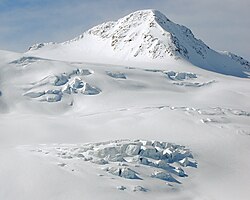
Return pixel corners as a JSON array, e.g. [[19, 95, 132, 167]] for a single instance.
[[27, 9, 250, 77], [0, 9, 250, 200]]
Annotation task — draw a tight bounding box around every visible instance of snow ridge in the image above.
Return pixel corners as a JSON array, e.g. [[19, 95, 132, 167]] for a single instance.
[[27, 9, 250, 77], [222, 51, 250, 69], [71, 9, 209, 60]]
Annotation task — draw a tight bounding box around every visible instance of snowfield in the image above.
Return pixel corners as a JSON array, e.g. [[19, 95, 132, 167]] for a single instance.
[[0, 9, 250, 200]]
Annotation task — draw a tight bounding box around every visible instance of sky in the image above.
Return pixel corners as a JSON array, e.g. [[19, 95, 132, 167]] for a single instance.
[[0, 0, 249, 60]]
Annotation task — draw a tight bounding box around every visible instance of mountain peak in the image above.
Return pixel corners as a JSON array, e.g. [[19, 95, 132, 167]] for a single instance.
[[84, 9, 208, 60], [129, 9, 172, 22], [118, 9, 171, 23], [27, 9, 250, 77]]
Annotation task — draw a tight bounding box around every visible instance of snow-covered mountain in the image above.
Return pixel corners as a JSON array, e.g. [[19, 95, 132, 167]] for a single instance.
[[1, 9, 250, 200], [27, 9, 250, 77]]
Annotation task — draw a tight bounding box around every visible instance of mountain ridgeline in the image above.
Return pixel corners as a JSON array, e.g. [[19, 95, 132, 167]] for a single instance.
[[27, 9, 249, 77]]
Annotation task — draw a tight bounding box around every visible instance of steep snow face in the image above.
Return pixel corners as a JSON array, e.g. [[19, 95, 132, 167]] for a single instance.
[[85, 9, 192, 59], [28, 9, 209, 60], [27, 9, 250, 77], [86, 9, 211, 61]]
